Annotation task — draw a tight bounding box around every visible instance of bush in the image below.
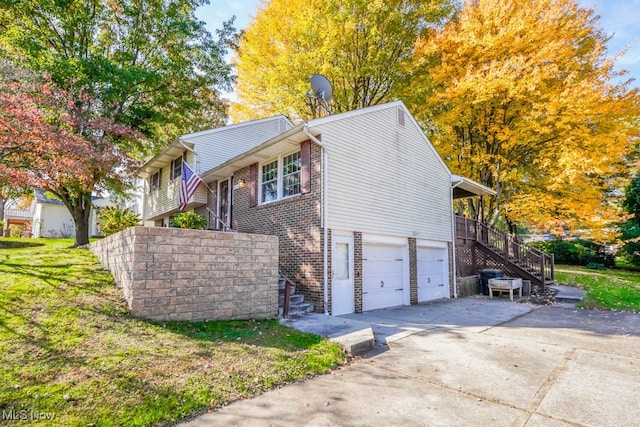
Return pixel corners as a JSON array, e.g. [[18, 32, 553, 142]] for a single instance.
[[170, 211, 207, 230], [9, 224, 26, 238], [97, 205, 140, 236], [528, 238, 614, 267]]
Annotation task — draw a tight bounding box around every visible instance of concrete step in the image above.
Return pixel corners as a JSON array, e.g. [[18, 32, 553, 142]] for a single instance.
[[278, 285, 296, 296], [288, 303, 314, 316], [549, 285, 585, 305], [280, 313, 375, 356], [278, 293, 304, 306]]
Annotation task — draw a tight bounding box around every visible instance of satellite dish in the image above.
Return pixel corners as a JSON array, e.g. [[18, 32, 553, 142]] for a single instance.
[[310, 74, 333, 102]]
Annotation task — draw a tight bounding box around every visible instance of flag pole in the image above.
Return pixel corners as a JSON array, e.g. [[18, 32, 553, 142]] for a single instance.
[[178, 138, 233, 231]]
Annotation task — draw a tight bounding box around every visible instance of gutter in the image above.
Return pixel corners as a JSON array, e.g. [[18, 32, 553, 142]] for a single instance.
[[302, 125, 330, 315]]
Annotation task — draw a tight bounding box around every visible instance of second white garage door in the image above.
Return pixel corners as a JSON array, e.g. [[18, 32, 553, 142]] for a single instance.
[[362, 244, 405, 311], [417, 246, 449, 302]]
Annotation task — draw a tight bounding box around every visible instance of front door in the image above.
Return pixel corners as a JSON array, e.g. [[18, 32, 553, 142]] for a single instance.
[[331, 234, 354, 315], [217, 178, 231, 230]]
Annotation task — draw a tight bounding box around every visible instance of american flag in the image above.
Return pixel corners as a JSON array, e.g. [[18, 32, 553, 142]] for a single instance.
[[178, 161, 203, 211]]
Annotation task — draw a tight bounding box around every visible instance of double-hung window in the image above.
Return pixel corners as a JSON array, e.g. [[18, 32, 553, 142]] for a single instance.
[[170, 156, 182, 181], [149, 170, 161, 192], [260, 151, 301, 203]]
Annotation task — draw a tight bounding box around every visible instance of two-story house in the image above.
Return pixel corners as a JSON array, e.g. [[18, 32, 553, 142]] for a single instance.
[[138, 101, 494, 315]]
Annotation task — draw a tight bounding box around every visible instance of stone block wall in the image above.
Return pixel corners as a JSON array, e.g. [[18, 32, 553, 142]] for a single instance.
[[88, 227, 279, 321]]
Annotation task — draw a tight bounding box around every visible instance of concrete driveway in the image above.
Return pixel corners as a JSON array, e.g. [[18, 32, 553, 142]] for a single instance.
[[180, 298, 640, 427]]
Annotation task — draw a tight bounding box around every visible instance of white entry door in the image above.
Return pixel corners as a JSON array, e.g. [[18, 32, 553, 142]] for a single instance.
[[331, 234, 354, 315], [417, 247, 448, 302], [363, 244, 405, 311]]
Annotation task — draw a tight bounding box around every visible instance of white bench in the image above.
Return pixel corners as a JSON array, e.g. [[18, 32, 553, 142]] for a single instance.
[[488, 278, 523, 302]]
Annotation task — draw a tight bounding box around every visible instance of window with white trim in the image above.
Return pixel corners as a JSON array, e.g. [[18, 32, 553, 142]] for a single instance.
[[260, 151, 301, 203], [170, 156, 182, 180], [149, 170, 161, 192]]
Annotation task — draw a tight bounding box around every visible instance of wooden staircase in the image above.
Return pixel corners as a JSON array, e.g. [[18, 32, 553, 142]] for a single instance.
[[455, 217, 555, 288]]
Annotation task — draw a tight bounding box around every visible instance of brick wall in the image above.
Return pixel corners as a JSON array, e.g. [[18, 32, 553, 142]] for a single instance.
[[353, 232, 363, 313], [229, 141, 325, 313], [408, 238, 418, 304], [87, 226, 279, 321]]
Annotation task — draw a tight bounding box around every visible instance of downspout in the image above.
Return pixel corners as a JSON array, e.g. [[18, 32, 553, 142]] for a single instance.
[[451, 179, 464, 298], [303, 125, 330, 315]]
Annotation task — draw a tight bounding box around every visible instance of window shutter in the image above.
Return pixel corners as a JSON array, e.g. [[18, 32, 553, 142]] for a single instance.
[[300, 140, 311, 194], [249, 163, 258, 207]]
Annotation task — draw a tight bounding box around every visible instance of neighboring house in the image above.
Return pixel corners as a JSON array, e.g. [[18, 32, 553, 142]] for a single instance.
[[3, 207, 32, 237], [139, 101, 495, 316], [31, 189, 110, 238]]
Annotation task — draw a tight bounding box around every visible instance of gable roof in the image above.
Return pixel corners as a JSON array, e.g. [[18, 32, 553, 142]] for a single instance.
[[199, 101, 442, 182], [138, 115, 293, 178], [34, 189, 64, 205]]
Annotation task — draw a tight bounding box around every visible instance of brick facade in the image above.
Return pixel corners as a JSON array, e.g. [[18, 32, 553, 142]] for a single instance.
[[353, 232, 363, 313], [88, 227, 279, 321], [409, 238, 418, 304], [227, 141, 325, 313]]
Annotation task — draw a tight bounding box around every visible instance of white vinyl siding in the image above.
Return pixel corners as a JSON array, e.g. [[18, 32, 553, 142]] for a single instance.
[[143, 151, 207, 221], [316, 104, 453, 242], [186, 116, 293, 174]]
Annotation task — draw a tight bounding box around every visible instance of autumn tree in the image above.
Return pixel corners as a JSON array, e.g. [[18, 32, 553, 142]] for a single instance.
[[0, 62, 138, 246], [0, 0, 234, 155], [232, 0, 454, 123], [407, 0, 639, 238]]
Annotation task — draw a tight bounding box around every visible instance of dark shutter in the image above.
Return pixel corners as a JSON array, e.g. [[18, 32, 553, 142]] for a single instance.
[[249, 163, 258, 207], [300, 140, 311, 194]]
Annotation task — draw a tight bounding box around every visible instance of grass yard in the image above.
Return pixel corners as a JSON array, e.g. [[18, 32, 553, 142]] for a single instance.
[[555, 264, 640, 312], [0, 238, 346, 426]]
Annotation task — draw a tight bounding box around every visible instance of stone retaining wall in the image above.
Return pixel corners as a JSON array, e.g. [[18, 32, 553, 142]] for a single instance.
[[88, 227, 279, 321]]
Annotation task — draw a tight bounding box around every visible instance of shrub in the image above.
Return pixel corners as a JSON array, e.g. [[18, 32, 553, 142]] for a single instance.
[[528, 238, 614, 267], [9, 224, 26, 238], [97, 205, 140, 236], [171, 211, 207, 230]]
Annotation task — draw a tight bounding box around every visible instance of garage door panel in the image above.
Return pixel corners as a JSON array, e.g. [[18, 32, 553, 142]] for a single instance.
[[363, 244, 405, 311], [417, 247, 448, 302]]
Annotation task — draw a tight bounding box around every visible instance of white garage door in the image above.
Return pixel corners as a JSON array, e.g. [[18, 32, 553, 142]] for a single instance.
[[417, 247, 449, 302], [362, 244, 405, 311]]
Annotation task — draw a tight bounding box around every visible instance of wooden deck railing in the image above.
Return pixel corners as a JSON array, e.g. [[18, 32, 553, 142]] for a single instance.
[[455, 217, 554, 285]]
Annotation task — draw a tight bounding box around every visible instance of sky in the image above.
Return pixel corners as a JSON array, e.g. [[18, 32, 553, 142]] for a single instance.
[[196, 0, 640, 93]]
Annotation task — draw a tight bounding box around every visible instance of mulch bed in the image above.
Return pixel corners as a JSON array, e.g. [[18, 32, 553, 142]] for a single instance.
[[519, 286, 558, 306]]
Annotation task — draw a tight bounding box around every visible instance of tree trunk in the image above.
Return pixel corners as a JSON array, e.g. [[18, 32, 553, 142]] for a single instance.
[[73, 210, 90, 246], [54, 188, 92, 246]]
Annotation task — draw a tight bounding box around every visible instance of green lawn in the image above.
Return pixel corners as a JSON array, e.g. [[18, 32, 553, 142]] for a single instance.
[[0, 238, 345, 426], [555, 264, 640, 312]]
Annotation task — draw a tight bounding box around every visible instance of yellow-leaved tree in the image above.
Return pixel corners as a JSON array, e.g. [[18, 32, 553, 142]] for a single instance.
[[406, 0, 639, 239], [232, 0, 454, 123]]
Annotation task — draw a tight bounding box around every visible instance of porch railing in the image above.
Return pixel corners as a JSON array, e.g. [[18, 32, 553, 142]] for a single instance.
[[455, 216, 554, 286]]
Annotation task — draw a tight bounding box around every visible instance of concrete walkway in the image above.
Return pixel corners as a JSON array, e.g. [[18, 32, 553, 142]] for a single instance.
[[180, 298, 640, 427]]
